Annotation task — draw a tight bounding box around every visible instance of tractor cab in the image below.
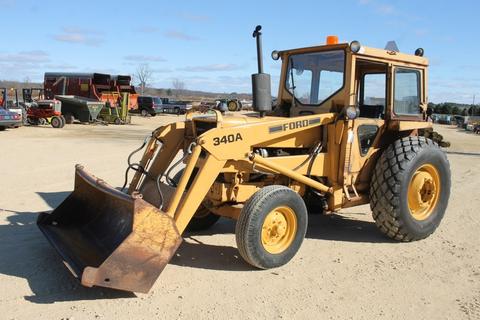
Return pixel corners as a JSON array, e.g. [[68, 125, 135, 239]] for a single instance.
[[272, 38, 428, 121], [267, 37, 431, 198]]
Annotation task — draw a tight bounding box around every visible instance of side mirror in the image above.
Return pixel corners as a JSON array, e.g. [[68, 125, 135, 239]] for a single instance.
[[295, 69, 304, 76]]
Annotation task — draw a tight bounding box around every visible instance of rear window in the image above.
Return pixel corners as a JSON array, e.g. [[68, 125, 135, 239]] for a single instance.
[[139, 97, 153, 103]]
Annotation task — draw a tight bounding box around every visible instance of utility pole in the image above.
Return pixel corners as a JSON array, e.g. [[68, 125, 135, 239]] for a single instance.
[[473, 94, 476, 116]]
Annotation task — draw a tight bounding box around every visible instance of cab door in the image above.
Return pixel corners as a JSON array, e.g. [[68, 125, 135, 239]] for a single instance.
[[390, 66, 425, 121], [342, 61, 389, 199]]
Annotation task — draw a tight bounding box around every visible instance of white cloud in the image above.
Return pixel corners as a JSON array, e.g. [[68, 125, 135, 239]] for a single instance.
[[178, 13, 211, 22], [358, 0, 396, 15], [0, 50, 50, 63], [377, 4, 394, 15], [124, 55, 166, 62], [178, 64, 242, 72], [429, 77, 480, 103], [152, 68, 173, 73], [53, 27, 104, 46], [133, 26, 159, 33], [164, 30, 199, 41], [43, 63, 77, 70]]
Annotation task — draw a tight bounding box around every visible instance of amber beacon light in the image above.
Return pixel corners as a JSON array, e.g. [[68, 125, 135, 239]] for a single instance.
[[326, 35, 339, 45]]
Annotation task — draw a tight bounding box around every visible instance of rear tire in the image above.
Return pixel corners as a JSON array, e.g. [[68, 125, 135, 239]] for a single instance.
[[141, 109, 148, 117], [0, 126, 6, 131], [370, 136, 451, 241], [59, 115, 66, 128], [27, 117, 38, 125], [235, 185, 307, 269], [114, 117, 122, 125], [64, 113, 74, 124]]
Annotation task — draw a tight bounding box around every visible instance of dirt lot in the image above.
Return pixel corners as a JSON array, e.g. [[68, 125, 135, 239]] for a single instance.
[[0, 117, 479, 320]]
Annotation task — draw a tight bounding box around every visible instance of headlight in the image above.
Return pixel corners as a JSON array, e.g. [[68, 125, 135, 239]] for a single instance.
[[415, 48, 424, 57], [271, 50, 280, 60], [350, 40, 362, 53], [346, 106, 359, 120]]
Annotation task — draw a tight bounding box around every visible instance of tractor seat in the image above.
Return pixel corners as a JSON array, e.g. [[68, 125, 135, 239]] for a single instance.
[[359, 104, 384, 119]]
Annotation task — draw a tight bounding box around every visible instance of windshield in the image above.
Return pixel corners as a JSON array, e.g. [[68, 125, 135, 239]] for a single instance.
[[286, 50, 345, 105], [153, 97, 162, 104]]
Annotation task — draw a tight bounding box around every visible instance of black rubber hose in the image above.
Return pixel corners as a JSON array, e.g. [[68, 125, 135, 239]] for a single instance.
[[121, 136, 149, 191]]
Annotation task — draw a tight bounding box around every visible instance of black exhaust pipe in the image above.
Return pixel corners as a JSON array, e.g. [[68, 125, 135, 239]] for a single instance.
[[251, 25, 272, 117]]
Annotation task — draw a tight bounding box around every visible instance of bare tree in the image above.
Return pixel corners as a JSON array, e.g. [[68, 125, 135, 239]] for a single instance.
[[136, 63, 153, 94], [172, 78, 186, 97], [23, 76, 31, 85]]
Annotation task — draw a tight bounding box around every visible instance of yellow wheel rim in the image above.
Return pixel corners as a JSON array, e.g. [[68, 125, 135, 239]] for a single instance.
[[261, 206, 297, 254], [407, 164, 441, 221]]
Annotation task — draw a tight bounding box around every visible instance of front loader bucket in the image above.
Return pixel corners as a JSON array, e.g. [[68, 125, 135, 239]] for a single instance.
[[37, 165, 182, 293]]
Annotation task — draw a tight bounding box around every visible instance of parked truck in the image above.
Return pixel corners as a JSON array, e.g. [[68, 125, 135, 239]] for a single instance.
[[160, 97, 192, 114]]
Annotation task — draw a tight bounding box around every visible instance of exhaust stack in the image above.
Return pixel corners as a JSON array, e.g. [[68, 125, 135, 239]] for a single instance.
[[251, 25, 272, 117]]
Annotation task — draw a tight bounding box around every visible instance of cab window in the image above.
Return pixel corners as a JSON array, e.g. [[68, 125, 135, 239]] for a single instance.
[[286, 50, 345, 106], [356, 59, 388, 119], [362, 74, 386, 107], [394, 68, 421, 115]]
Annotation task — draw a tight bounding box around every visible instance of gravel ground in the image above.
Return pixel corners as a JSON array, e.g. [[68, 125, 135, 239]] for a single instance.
[[0, 117, 479, 320]]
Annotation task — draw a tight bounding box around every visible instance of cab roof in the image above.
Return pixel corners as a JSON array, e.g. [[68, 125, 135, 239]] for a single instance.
[[279, 42, 429, 67]]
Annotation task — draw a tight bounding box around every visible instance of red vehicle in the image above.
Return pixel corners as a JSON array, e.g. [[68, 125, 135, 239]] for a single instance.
[[24, 88, 65, 128], [44, 73, 138, 110]]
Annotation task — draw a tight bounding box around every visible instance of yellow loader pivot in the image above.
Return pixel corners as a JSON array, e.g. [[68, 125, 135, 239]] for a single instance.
[[38, 26, 451, 293]]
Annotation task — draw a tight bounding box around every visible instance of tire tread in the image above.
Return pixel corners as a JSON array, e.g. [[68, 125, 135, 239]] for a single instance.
[[370, 136, 450, 241], [236, 185, 306, 269]]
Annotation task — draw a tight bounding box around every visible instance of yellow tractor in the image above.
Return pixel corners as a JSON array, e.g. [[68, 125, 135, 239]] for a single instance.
[[38, 26, 450, 293]]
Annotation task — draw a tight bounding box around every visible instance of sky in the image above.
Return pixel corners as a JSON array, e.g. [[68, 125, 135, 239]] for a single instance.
[[0, 0, 478, 103]]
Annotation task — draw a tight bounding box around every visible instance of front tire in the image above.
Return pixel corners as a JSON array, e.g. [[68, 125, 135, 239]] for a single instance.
[[172, 170, 220, 231], [186, 205, 220, 232], [370, 136, 451, 241], [227, 100, 239, 112], [235, 185, 308, 269], [50, 116, 62, 128]]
